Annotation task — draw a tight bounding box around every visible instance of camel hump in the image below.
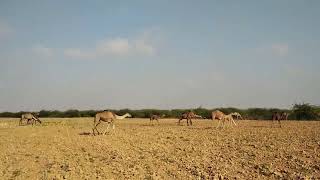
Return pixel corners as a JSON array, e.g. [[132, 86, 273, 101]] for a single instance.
[[22, 113, 35, 119]]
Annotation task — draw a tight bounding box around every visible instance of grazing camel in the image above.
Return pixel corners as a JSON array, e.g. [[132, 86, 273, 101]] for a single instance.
[[92, 111, 131, 135], [218, 114, 237, 128], [212, 110, 237, 128], [19, 113, 42, 126], [149, 114, 165, 124], [230, 112, 243, 120], [272, 112, 282, 127], [178, 111, 202, 126]]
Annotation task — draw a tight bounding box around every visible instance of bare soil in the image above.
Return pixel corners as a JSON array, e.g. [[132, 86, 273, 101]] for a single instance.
[[0, 118, 319, 179]]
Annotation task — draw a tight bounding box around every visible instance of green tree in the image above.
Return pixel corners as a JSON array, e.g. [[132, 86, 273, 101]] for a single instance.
[[292, 103, 318, 120]]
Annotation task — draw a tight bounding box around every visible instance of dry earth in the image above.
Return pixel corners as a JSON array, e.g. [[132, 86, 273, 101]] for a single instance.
[[0, 118, 320, 179]]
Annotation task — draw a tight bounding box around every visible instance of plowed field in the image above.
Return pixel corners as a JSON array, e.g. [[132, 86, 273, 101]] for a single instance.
[[0, 118, 319, 179]]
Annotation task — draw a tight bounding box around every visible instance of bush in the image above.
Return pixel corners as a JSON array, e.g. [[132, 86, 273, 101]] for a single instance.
[[1, 103, 319, 120], [292, 103, 318, 120]]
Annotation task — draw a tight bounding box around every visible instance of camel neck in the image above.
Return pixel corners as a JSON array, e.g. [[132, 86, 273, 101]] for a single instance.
[[115, 114, 128, 120]]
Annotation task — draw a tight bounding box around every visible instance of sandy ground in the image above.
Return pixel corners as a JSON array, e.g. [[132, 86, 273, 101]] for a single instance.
[[0, 118, 319, 179]]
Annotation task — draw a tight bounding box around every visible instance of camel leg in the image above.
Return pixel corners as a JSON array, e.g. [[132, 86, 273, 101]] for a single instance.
[[186, 119, 189, 126], [19, 118, 23, 126], [189, 119, 193, 126], [32, 117, 37, 126], [94, 122, 101, 135], [216, 120, 221, 129], [217, 119, 224, 129], [178, 118, 182, 125], [92, 123, 97, 135], [93, 121, 101, 135], [232, 119, 237, 126], [278, 120, 282, 128], [103, 123, 110, 135]]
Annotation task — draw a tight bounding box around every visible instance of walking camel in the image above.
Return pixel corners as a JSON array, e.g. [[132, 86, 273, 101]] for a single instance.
[[211, 110, 237, 128], [92, 111, 132, 135], [178, 111, 202, 126], [150, 114, 165, 124], [19, 113, 42, 126]]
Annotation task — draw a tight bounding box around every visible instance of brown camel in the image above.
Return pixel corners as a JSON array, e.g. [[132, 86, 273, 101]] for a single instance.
[[212, 110, 237, 128], [92, 111, 131, 135], [150, 114, 165, 124], [20, 113, 41, 126], [178, 111, 201, 126], [272, 112, 282, 127], [211, 110, 225, 121]]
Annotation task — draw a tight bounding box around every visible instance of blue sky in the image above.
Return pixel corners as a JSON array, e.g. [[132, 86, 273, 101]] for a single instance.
[[0, 0, 319, 111]]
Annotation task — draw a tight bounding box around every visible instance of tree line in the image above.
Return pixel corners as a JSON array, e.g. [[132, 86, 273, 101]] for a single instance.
[[0, 103, 319, 120]]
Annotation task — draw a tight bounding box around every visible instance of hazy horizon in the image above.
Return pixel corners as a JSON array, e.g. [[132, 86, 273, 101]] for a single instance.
[[1, 0, 320, 112]]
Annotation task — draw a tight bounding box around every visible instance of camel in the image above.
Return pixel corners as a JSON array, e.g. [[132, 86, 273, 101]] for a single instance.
[[19, 113, 41, 126], [271, 112, 282, 127], [149, 114, 165, 124], [230, 112, 243, 120], [178, 111, 202, 126], [211, 110, 225, 121], [92, 111, 131, 135], [212, 110, 237, 128], [218, 114, 237, 128]]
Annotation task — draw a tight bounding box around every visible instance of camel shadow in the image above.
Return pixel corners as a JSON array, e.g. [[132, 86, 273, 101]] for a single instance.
[[78, 132, 92, 136], [141, 124, 159, 127], [251, 125, 281, 128]]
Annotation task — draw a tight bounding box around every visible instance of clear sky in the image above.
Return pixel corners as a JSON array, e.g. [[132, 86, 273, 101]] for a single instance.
[[0, 0, 319, 111]]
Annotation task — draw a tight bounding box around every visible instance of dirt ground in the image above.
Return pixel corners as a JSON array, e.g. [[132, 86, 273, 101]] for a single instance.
[[0, 118, 319, 179]]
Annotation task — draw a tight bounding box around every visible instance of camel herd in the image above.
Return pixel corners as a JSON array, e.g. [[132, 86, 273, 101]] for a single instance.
[[18, 110, 288, 135]]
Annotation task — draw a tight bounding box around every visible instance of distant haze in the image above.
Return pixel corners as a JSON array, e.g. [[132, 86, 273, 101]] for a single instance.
[[0, 0, 319, 112]]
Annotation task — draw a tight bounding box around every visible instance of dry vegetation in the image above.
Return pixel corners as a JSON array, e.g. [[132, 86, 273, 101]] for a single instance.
[[0, 118, 320, 179]]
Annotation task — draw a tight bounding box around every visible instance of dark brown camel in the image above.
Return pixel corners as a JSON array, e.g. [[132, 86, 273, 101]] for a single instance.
[[178, 111, 202, 126], [272, 112, 282, 127], [149, 114, 165, 124]]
